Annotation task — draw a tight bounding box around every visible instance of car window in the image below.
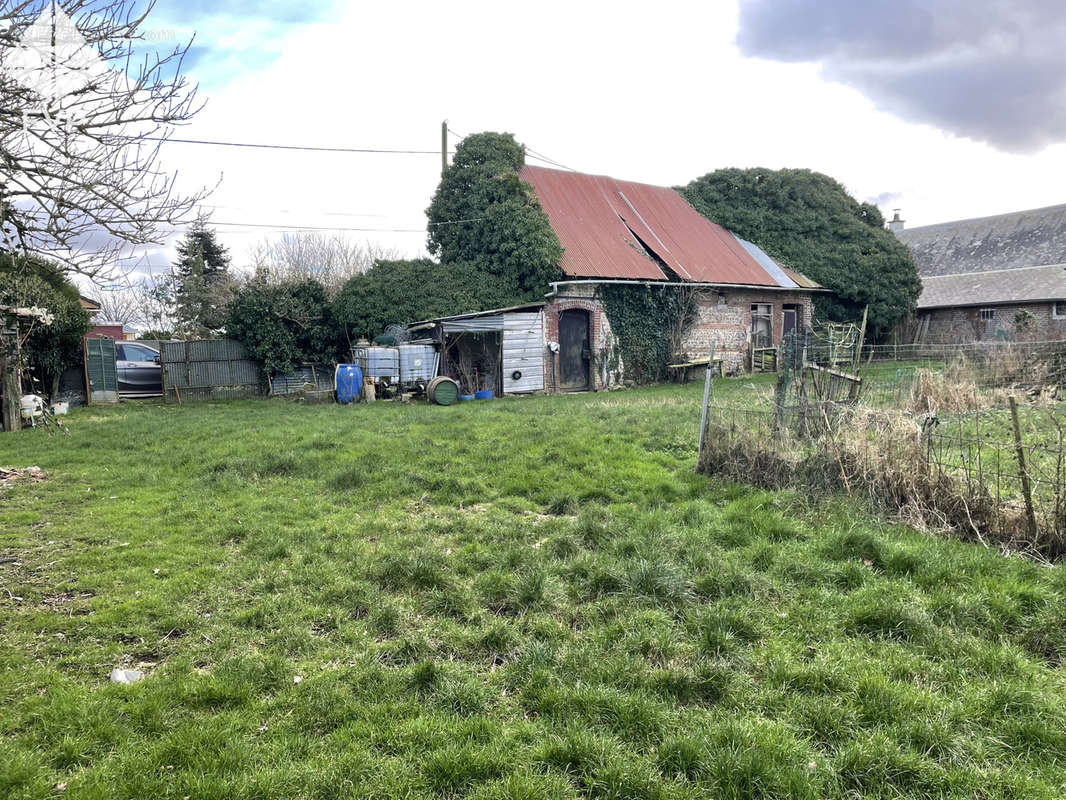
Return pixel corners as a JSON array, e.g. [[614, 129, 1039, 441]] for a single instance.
[[124, 345, 157, 361], [115, 344, 126, 360]]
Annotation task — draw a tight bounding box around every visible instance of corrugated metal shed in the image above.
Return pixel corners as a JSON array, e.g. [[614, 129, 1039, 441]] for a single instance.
[[918, 263, 1066, 309], [502, 312, 544, 394], [519, 165, 811, 288]]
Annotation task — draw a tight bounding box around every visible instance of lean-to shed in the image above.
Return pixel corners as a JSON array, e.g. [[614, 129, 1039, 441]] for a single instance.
[[409, 303, 546, 396]]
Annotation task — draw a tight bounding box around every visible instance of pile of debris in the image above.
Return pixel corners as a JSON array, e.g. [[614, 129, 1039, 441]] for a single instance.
[[0, 466, 46, 488]]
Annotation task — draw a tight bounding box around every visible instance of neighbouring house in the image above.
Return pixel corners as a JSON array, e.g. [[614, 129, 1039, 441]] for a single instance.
[[412, 166, 827, 395], [895, 203, 1066, 342]]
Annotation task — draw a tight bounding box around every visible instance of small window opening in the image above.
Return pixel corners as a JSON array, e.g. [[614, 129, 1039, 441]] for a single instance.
[[751, 303, 773, 347]]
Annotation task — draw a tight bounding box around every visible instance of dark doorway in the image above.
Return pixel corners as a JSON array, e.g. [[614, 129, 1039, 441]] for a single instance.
[[559, 309, 591, 391], [782, 304, 798, 339]]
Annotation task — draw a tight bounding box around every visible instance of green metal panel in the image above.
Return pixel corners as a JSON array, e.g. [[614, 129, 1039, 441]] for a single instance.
[[85, 337, 118, 404]]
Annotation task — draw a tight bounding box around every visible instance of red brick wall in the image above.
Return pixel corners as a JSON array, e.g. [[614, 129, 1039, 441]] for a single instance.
[[544, 287, 615, 390], [681, 289, 814, 374], [87, 325, 123, 340], [921, 302, 1066, 343]]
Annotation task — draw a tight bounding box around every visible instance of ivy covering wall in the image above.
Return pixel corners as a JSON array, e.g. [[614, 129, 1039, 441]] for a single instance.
[[599, 284, 697, 384]]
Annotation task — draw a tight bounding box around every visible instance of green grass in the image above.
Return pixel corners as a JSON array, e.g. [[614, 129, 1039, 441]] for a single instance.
[[1, 382, 1065, 799]]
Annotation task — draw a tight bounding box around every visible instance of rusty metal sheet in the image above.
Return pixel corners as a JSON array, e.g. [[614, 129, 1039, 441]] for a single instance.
[[519, 166, 666, 280], [520, 166, 791, 287]]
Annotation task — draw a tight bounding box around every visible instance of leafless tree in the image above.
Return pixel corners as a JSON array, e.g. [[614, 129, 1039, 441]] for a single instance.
[[95, 282, 138, 324], [247, 232, 403, 294], [0, 0, 209, 280], [93, 267, 175, 332]]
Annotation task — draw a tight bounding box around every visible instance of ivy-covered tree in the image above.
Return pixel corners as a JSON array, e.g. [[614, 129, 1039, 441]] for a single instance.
[[0, 255, 91, 399], [680, 168, 921, 336], [333, 259, 519, 341], [225, 279, 342, 376], [173, 218, 232, 337], [426, 132, 563, 298]]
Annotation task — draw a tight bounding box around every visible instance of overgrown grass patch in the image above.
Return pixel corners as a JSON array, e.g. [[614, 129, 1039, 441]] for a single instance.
[[1, 381, 1065, 798]]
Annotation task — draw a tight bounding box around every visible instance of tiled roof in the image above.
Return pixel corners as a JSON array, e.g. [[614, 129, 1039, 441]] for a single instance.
[[917, 263, 1066, 309], [519, 165, 821, 289], [898, 203, 1066, 277]]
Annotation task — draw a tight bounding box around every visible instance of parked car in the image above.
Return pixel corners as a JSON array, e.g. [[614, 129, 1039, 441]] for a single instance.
[[116, 342, 162, 396]]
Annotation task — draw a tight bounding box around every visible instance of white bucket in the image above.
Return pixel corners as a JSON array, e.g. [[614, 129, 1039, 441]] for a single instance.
[[50, 402, 69, 416]]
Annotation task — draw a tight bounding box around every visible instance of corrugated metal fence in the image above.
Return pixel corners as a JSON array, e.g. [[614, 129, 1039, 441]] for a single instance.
[[269, 364, 335, 396], [161, 339, 262, 402]]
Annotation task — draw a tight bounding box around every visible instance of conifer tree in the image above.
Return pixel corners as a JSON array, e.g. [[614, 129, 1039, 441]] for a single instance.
[[172, 218, 232, 337]]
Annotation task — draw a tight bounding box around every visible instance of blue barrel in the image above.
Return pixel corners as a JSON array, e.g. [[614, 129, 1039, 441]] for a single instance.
[[335, 364, 363, 404], [474, 390, 494, 400]]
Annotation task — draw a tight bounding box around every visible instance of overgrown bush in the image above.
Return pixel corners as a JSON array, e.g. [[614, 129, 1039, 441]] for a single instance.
[[225, 279, 342, 375], [426, 132, 563, 297], [0, 256, 91, 397], [681, 167, 921, 336], [333, 259, 519, 340]]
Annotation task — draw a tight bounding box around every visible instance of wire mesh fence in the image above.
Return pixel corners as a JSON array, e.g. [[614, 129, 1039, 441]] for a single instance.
[[698, 401, 1066, 560], [698, 334, 1066, 560]]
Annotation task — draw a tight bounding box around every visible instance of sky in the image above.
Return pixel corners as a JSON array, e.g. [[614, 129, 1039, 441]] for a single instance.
[[104, 0, 1066, 280]]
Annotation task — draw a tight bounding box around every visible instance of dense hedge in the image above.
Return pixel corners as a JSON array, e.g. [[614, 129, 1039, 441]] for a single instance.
[[332, 260, 519, 342], [0, 256, 91, 395], [225, 279, 343, 375], [681, 168, 921, 336]]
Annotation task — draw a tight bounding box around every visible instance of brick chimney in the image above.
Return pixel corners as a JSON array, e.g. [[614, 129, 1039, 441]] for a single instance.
[[887, 209, 905, 234]]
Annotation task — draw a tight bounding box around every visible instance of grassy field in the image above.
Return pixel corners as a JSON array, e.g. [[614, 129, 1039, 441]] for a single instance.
[[2, 381, 1065, 799]]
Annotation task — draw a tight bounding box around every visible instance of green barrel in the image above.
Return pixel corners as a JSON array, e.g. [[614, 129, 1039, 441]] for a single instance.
[[427, 376, 460, 406]]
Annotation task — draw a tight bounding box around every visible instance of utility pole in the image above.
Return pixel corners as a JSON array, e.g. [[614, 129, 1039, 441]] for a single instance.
[[441, 121, 448, 176]]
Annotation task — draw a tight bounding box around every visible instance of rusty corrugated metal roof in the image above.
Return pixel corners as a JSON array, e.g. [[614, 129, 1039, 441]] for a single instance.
[[520, 166, 665, 280], [520, 165, 808, 288]]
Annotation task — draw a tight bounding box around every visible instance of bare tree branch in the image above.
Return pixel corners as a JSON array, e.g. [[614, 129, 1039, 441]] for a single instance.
[[247, 232, 403, 295], [0, 0, 210, 280]]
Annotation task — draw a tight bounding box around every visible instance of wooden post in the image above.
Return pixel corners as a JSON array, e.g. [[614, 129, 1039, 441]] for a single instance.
[[696, 345, 716, 468], [0, 336, 20, 432], [853, 305, 868, 374], [441, 121, 448, 176], [1009, 395, 1038, 540]]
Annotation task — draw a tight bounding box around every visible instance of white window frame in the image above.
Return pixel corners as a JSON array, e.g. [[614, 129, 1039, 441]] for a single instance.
[[1053, 301, 1066, 319], [979, 307, 995, 322]]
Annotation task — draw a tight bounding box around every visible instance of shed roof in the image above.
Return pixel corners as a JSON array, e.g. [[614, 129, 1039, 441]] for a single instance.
[[519, 165, 819, 289], [408, 302, 545, 330], [898, 202, 1066, 278], [917, 263, 1066, 310]]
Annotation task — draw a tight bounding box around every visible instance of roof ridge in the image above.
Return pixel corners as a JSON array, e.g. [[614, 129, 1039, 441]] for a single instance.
[[903, 202, 1066, 234], [922, 262, 1066, 280]]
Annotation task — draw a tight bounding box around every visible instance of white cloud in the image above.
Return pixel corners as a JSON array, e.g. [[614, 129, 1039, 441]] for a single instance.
[[134, 0, 1066, 277]]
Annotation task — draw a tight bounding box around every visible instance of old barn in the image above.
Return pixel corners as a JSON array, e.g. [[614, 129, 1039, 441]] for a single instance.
[[413, 166, 826, 395]]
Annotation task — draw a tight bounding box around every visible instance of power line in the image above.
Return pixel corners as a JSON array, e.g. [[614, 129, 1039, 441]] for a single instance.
[[447, 126, 577, 172], [144, 136, 456, 156], [196, 217, 485, 234]]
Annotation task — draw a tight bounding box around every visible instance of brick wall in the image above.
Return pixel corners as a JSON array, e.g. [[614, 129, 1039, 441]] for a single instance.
[[87, 324, 124, 340], [921, 302, 1066, 343], [544, 286, 619, 390], [680, 289, 814, 374], [543, 285, 817, 386]]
